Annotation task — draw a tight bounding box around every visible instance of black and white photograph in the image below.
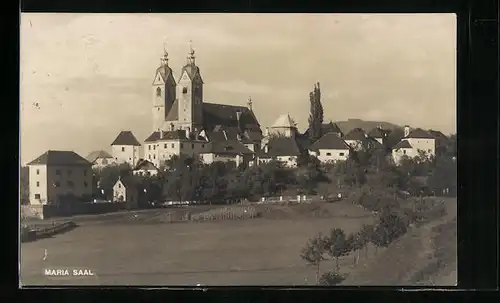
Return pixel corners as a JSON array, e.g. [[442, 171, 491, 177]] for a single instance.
[[20, 13, 457, 286]]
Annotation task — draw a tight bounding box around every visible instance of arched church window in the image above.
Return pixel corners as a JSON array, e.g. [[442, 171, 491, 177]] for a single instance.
[[156, 87, 162, 97], [182, 87, 188, 94]]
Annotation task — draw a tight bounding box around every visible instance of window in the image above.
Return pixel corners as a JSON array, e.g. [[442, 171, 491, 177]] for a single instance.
[[36, 181, 40, 187], [67, 181, 74, 188], [153, 155, 156, 159], [403, 150, 407, 154], [68, 169, 72, 176], [118, 183, 121, 188], [180, 143, 184, 148], [182, 87, 188, 94], [428, 149, 431, 153], [148, 155, 151, 159], [55, 181, 60, 188], [156, 87, 162, 97], [171, 143, 174, 148], [326, 152, 332, 156], [339, 153, 345, 156], [84, 181, 88, 188], [129, 158, 132, 161], [34, 194, 40, 199], [202, 144, 205, 148], [36, 169, 40, 175], [164, 144, 167, 148], [102, 158, 108, 165], [191, 144, 194, 149], [153, 145, 156, 150], [149, 145, 151, 150], [121, 147, 125, 152], [83, 170, 87, 176], [55, 170, 61, 175]]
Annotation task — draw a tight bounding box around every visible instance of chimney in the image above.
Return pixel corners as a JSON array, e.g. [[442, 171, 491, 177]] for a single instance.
[[185, 128, 190, 139], [236, 110, 242, 130], [264, 144, 269, 153], [159, 130, 163, 139], [404, 125, 410, 137]]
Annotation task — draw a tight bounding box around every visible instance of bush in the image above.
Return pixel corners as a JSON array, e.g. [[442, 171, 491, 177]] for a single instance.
[[371, 212, 408, 248], [357, 188, 399, 212], [318, 271, 345, 285]]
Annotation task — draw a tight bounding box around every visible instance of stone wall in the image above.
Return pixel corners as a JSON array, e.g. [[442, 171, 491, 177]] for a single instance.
[[21, 205, 44, 220]]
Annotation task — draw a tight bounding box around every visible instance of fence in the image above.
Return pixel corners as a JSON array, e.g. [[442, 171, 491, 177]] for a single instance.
[[257, 195, 322, 204]]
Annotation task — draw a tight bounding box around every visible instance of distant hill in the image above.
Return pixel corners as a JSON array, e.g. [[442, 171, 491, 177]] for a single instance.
[[331, 119, 402, 134]]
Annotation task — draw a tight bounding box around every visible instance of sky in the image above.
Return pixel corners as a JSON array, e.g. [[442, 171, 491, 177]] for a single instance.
[[20, 13, 456, 164]]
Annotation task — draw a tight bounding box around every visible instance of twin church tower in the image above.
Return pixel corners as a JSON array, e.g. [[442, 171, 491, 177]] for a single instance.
[[152, 43, 204, 133]]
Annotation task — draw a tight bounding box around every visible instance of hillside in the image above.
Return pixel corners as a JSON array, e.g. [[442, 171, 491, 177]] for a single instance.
[[331, 119, 402, 134]]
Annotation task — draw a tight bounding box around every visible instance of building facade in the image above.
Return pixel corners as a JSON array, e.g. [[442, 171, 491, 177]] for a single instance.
[[111, 131, 142, 167], [27, 150, 93, 205]]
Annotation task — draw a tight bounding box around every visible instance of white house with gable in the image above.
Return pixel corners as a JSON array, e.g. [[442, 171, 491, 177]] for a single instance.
[[308, 132, 351, 163], [392, 126, 436, 164], [111, 131, 142, 168]]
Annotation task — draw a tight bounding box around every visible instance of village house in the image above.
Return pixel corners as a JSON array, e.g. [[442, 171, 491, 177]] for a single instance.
[[200, 139, 254, 167], [343, 128, 368, 151], [112, 177, 143, 209], [308, 132, 351, 163], [133, 159, 160, 176], [255, 137, 303, 168], [367, 126, 389, 145], [391, 126, 437, 164], [26, 150, 93, 205], [303, 121, 344, 139], [85, 150, 116, 169], [110, 131, 142, 168]]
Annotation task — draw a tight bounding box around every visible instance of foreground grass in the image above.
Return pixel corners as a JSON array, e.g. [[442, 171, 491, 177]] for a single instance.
[[20, 201, 375, 286]]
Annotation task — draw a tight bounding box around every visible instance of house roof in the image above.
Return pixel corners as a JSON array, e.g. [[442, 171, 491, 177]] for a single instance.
[[133, 159, 159, 171], [27, 150, 91, 166], [271, 114, 296, 129], [310, 132, 350, 151], [343, 128, 367, 141], [202, 103, 261, 131], [206, 140, 254, 155], [86, 150, 113, 163], [405, 128, 435, 139], [393, 140, 413, 149], [144, 130, 188, 142], [367, 127, 388, 139], [303, 122, 343, 138], [111, 131, 141, 146], [261, 137, 302, 157], [428, 130, 448, 143], [117, 176, 143, 191]]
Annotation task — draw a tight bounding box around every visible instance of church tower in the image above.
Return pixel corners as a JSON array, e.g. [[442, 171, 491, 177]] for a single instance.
[[176, 41, 204, 132], [152, 46, 176, 132]]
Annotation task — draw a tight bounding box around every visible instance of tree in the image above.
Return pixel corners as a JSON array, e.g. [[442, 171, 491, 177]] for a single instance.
[[300, 234, 329, 284], [326, 228, 349, 271], [358, 224, 374, 258], [307, 82, 324, 141], [319, 271, 345, 286], [346, 232, 364, 265], [371, 212, 408, 253]]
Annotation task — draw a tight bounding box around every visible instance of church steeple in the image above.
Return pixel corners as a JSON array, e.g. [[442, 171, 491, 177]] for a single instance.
[[247, 96, 253, 111], [186, 40, 196, 65], [161, 43, 169, 67]]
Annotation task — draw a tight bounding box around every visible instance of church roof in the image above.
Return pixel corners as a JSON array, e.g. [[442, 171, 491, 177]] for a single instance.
[[309, 132, 350, 151], [165, 100, 179, 121], [86, 150, 113, 163], [154, 64, 174, 84], [393, 140, 413, 149], [145, 130, 188, 142], [343, 128, 367, 141], [202, 103, 261, 131], [111, 131, 141, 146], [27, 150, 91, 166], [178, 63, 203, 83], [271, 114, 296, 129]]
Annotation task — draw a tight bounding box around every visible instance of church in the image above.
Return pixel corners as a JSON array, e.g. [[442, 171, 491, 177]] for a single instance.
[[111, 44, 264, 168]]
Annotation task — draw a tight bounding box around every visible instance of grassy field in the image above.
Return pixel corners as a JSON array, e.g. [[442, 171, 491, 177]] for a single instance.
[[20, 199, 456, 286]]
